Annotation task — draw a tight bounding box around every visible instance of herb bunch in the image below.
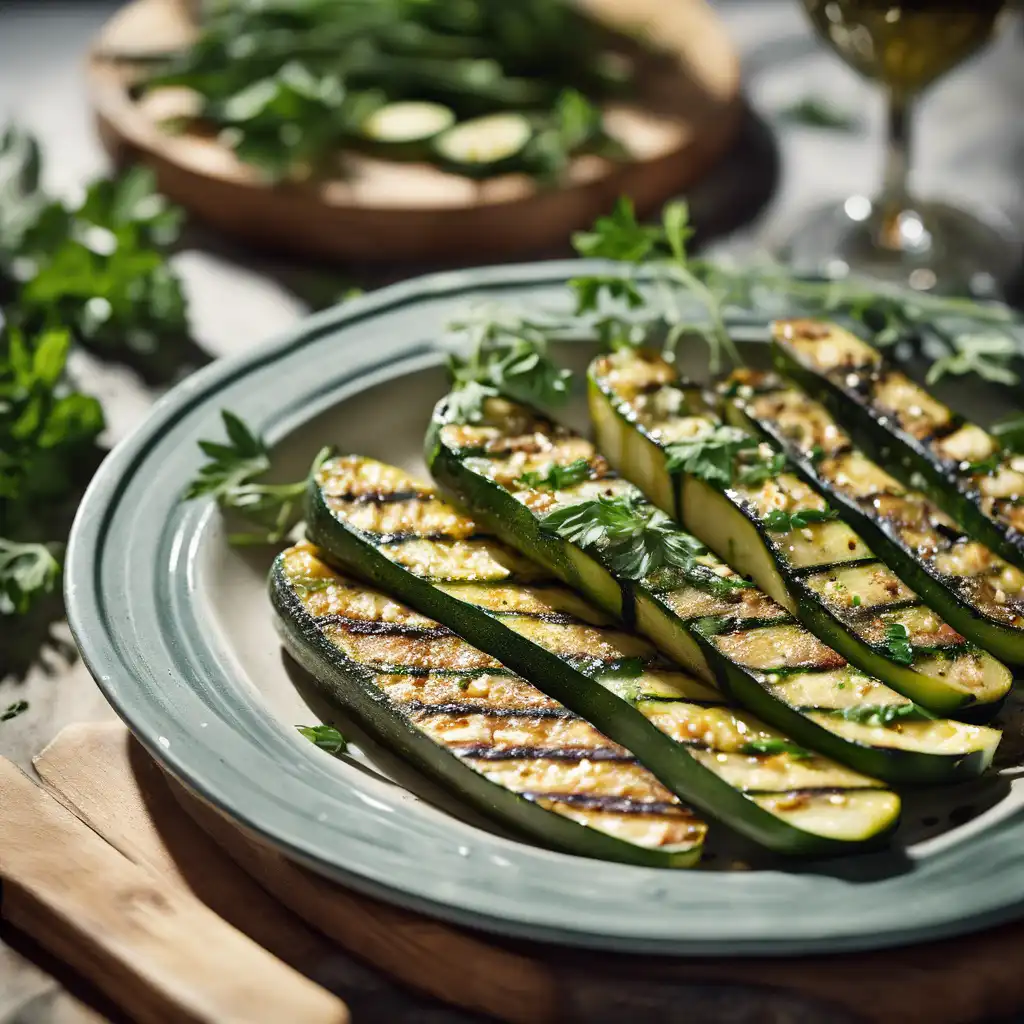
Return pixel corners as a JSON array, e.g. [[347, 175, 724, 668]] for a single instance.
[[138, 0, 631, 183]]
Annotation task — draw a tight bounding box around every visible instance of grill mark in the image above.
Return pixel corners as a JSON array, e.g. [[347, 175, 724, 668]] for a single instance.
[[746, 786, 884, 796], [919, 419, 963, 446], [788, 556, 881, 578], [403, 701, 578, 720], [482, 609, 591, 626], [834, 598, 922, 619], [521, 793, 686, 816], [370, 530, 493, 544], [318, 616, 454, 639], [327, 489, 435, 504], [375, 666, 519, 678], [813, 442, 855, 463], [638, 695, 731, 707], [456, 745, 636, 763]]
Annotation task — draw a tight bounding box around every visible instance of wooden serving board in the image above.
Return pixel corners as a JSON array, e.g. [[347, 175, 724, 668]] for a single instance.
[[86, 0, 742, 263], [26, 722, 1024, 1024]]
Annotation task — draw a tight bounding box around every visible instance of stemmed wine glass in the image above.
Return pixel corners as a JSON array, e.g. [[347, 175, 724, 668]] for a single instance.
[[784, 0, 1020, 295]]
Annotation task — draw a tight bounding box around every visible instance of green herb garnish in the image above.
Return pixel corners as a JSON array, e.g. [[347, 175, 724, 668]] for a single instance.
[[926, 333, 1019, 387], [809, 444, 825, 464], [540, 491, 704, 580], [992, 413, 1024, 454], [741, 737, 813, 760], [0, 540, 61, 617], [736, 451, 787, 487], [517, 458, 592, 490], [663, 427, 758, 486], [445, 310, 573, 423], [762, 507, 838, 532], [967, 453, 1003, 477], [297, 724, 347, 754], [837, 703, 925, 726], [851, 595, 862, 608], [883, 621, 914, 665], [185, 411, 329, 545]]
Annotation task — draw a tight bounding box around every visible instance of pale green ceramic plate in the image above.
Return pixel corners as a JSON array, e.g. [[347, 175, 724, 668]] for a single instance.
[[66, 262, 1024, 956]]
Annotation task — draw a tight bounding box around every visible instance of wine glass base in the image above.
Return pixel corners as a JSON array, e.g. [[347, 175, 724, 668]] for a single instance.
[[780, 197, 1021, 297]]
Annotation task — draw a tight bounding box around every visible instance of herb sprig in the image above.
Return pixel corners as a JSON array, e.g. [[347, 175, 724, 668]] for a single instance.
[[297, 724, 348, 754], [836, 702, 925, 726], [741, 737, 813, 760], [444, 309, 573, 422], [541, 492, 704, 580], [664, 427, 785, 489], [185, 411, 329, 545]]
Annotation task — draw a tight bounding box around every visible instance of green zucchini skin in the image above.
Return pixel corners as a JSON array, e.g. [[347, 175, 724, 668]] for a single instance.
[[588, 348, 1012, 720], [306, 454, 902, 855], [722, 366, 1024, 671], [425, 396, 999, 785], [271, 544, 706, 868], [770, 318, 1024, 574]]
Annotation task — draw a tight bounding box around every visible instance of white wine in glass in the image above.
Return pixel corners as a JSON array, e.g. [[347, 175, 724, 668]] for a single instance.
[[785, 0, 1019, 294]]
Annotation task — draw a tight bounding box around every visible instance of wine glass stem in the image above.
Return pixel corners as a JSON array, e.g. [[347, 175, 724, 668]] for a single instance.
[[878, 92, 913, 246]]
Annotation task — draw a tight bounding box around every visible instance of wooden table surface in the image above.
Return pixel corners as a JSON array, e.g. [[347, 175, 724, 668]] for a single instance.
[[1, 2, 1023, 1021]]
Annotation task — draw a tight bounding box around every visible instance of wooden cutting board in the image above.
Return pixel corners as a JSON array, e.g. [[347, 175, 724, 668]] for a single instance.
[[25, 722, 1024, 1024], [86, 0, 741, 262]]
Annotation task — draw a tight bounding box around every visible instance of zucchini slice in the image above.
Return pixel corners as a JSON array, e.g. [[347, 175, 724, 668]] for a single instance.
[[359, 101, 457, 160], [588, 348, 1011, 719], [723, 367, 1024, 668], [771, 318, 1024, 574], [431, 112, 534, 178], [425, 392, 999, 783], [272, 543, 706, 867], [305, 455, 901, 854]]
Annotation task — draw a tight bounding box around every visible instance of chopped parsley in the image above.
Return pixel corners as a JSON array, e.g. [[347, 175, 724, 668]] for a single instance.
[[883, 621, 914, 665], [517, 458, 593, 491], [663, 427, 759, 487], [297, 724, 347, 754], [837, 703, 926, 727], [741, 737, 813, 760], [762, 507, 838, 532]]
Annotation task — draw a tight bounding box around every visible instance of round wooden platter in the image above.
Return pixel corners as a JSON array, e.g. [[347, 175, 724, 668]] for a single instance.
[[86, 0, 742, 263]]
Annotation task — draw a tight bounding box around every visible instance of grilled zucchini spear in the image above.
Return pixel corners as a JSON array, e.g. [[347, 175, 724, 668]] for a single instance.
[[723, 367, 1024, 667], [305, 455, 901, 854], [424, 396, 999, 782], [588, 348, 1011, 718], [771, 318, 1024, 574], [272, 543, 706, 867]]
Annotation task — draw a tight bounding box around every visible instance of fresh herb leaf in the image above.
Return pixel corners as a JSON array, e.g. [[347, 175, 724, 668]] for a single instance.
[[0, 540, 60, 616], [762, 506, 838, 532], [736, 450, 786, 487], [540, 491, 704, 580], [851, 594, 862, 607], [967, 453, 1002, 477], [186, 411, 329, 545], [882, 621, 914, 665], [517, 458, 592, 490], [445, 310, 573, 418], [837, 702, 925, 726], [297, 723, 347, 754], [0, 700, 29, 722], [572, 196, 664, 263], [809, 444, 825, 464], [741, 737, 813, 759], [925, 333, 1019, 387], [596, 656, 646, 680], [778, 97, 858, 131], [664, 427, 758, 486]]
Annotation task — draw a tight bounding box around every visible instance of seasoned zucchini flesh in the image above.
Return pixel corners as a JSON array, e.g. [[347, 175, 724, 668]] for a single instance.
[[306, 456, 903, 853], [771, 318, 1024, 573], [724, 367, 1024, 667], [588, 348, 1011, 717], [274, 544, 705, 867], [424, 396, 998, 783]]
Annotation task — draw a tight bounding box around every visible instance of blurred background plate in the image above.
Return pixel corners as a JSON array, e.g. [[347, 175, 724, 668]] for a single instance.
[[86, 0, 742, 262], [65, 261, 1024, 958]]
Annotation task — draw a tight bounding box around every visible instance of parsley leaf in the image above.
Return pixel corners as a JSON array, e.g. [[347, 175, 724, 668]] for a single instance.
[[0, 539, 60, 616], [762, 507, 838, 532], [736, 450, 786, 487], [925, 333, 1019, 387], [517, 458, 593, 490], [445, 310, 573, 422], [297, 724, 347, 754], [741, 737, 813, 760], [837, 702, 925, 726], [967, 453, 1002, 477], [540, 491, 705, 580], [663, 427, 758, 486], [185, 411, 329, 545], [882, 621, 914, 665]]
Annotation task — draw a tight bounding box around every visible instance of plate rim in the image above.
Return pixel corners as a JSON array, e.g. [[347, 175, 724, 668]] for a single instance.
[[65, 258, 1024, 956]]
